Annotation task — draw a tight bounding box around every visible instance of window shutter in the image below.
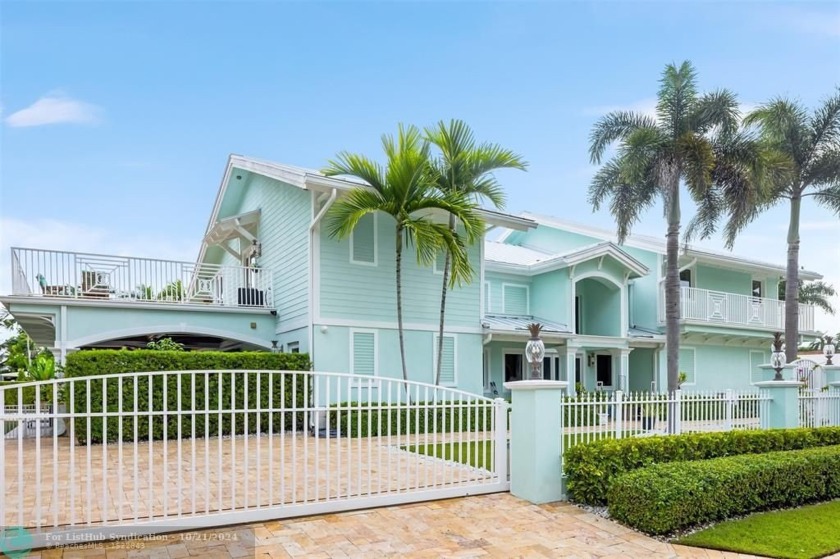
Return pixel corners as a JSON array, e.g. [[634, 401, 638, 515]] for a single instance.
[[678, 348, 695, 384], [351, 215, 376, 264], [438, 336, 455, 384], [353, 332, 375, 376], [503, 285, 528, 315]]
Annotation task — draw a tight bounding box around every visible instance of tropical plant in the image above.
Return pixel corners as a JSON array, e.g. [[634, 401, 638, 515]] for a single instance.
[[424, 119, 527, 386], [732, 92, 840, 361], [323, 124, 484, 389], [157, 280, 184, 301], [146, 337, 185, 351], [0, 315, 52, 377], [779, 280, 836, 315], [588, 61, 751, 394]]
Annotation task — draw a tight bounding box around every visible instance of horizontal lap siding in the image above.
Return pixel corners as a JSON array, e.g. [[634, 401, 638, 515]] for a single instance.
[[319, 214, 480, 327], [485, 272, 531, 315]]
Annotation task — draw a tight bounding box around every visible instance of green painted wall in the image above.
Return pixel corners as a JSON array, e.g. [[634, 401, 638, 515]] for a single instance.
[[484, 272, 531, 315], [629, 348, 656, 392], [623, 247, 660, 330], [576, 278, 621, 336], [695, 264, 751, 296], [511, 225, 603, 254], [319, 213, 481, 326], [530, 270, 569, 325], [679, 344, 757, 391]]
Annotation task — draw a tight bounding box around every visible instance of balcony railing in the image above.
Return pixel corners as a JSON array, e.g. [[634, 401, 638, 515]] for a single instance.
[[658, 286, 815, 333], [10, 247, 274, 310]]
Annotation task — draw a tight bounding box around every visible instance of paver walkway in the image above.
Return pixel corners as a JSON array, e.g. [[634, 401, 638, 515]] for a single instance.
[[28, 493, 764, 558]]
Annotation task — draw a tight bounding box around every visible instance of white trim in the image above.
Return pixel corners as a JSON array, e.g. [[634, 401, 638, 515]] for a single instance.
[[573, 270, 627, 337], [66, 325, 274, 350], [349, 328, 378, 377], [678, 346, 697, 386], [315, 317, 483, 335], [483, 348, 491, 391], [479, 240, 486, 317], [349, 213, 378, 266], [0, 295, 275, 315], [433, 333, 458, 387], [483, 281, 491, 314], [286, 341, 300, 354], [501, 282, 530, 315]]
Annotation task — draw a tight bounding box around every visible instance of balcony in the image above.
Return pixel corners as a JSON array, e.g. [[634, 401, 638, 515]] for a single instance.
[[658, 286, 815, 333], [9, 248, 274, 310]]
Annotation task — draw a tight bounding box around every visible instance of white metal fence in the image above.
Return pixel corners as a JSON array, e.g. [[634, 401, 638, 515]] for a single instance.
[[563, 389, 771, 449], [658, 286, 815, 332], [0, 371, 508, 547], [799, 391, 840, 428], [10, 247, 274, 309]]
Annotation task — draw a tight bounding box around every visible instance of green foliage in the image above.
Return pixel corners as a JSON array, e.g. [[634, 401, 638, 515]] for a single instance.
[[565, 427, 840, 506], [0, 319, 53, 377], [25, 353, 56, 381], [0, 381, 37, 405], [330, 401, 495, 437], [145, 337, 185, 351], [64, 349, 311, 444], [607, 445, 840, 536]]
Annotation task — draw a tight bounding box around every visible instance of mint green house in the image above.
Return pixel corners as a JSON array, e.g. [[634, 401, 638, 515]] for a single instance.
[[2, 155, 821, 395]]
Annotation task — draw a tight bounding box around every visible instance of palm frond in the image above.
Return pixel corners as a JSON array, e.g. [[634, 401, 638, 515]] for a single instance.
[[744, 98, 810, 169], [799, 281, 837, 315], [803, 148, 840, 190], [678, 133, 715, 202], [325, 188, 385, 240], [656, 60, 698, 139], [812, 183, 840, 216], [808, 88, 840, 155], [322, 152, 386, 192], [588, 111, 659, 164], [688, 89, 740, 137]]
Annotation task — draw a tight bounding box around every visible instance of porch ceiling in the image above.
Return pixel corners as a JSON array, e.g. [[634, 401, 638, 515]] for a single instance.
[[11, 312, 55, 348]]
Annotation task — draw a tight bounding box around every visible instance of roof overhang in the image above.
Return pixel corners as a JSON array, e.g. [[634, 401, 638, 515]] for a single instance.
[[486, 241, 649, 278], [683, 248, 822, 281], [203, 209, 261, 250]]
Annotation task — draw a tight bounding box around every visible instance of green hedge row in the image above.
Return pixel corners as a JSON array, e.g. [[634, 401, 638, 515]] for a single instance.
[[565, 427, 840, 505], [330, 401, 496, 437], [0, 381, 37, 406], [608, 445, 840, 535], [65, 350, 311, 444]]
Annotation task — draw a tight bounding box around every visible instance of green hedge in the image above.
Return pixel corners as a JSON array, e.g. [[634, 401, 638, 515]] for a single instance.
[[565, 427, 840, 505], [0, 381, 37, 406], [608, 445, 840, 535], [65, 350, 311, 444], [330, 401, 496, 437]]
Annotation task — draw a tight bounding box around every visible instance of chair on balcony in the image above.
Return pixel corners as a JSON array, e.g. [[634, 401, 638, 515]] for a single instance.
[[36, 274, 75, 297], [80, 271, 109, 299]]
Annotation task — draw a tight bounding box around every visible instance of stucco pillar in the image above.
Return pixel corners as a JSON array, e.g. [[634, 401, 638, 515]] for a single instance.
[[504, 380, 568, 503], [755, 377, 801, 429]]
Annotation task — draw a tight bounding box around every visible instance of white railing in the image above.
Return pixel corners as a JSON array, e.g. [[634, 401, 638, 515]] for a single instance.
[[0, 371, 508, 547], [10, 247, 274, 309], [563, 389, 770, 450], [799, 390, 840, 428], [659, 286, 815, 332]]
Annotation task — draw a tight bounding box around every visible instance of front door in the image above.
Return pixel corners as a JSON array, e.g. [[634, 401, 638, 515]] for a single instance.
[[596, 354, 613, 389]]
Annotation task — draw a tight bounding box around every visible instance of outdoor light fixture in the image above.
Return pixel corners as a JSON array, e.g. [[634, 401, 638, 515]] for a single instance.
[[825, 335, 835, 366], [770, 332, 786, 381], [525, 323, 545, 380]]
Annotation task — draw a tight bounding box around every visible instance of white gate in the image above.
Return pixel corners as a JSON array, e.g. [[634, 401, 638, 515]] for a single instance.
[[1, 371, 509, 548], [793, 358, 834, 427]]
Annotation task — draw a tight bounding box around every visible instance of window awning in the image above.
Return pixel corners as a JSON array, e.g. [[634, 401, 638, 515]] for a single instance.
[[203, 209, 261, 260]]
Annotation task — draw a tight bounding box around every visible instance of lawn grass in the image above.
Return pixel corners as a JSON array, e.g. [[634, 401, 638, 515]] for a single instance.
[[675, 500, 840, 559], [409, 432, 612, 470]]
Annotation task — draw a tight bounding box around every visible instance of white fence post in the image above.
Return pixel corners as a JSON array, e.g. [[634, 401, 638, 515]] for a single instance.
[[614, 390, 623, 440], [725, 389, 734, 432], [674, 390, 682, 435], [493, 398, 509, 483]]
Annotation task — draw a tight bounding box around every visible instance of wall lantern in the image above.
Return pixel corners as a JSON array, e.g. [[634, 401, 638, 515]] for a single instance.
[[770, 332, 786, 381], [825, 335, 835, 366], [525, 323, 545, 380]]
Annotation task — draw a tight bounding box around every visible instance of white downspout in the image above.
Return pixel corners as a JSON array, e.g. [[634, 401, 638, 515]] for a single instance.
[[308, 188, 338, 364]]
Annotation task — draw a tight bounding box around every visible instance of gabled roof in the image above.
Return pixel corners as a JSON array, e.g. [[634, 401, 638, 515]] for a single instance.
[[485, 240, 649, 278], [519, 211, 822, 281]]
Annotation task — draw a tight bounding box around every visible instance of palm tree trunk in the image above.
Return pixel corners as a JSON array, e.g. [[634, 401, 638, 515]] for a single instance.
[[784, 193, 802, 364], [435, 214, 456, 386], [664, 171, 681, 433], [395, 224, 410, 400]]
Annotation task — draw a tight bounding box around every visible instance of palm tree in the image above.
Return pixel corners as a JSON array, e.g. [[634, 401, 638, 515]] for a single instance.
[[324, 124, 484, 388], [779, 280, 837, 316], [737, 93, 840, 361], [588, 61, 745, 394], [425, 119, 527, 386]]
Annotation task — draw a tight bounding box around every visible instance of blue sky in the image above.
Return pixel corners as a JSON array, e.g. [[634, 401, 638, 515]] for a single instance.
[[1, 0, 838, 331]]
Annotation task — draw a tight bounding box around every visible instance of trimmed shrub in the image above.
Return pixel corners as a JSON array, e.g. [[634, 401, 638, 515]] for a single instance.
[[608, 445, 840, 535], [64, 350, 311, 444], [565, 427, 840, 505], [331, 401, 495, 437], [0, 381, 37, 406]]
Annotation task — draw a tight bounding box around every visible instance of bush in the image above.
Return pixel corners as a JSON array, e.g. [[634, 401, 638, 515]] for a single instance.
[[565, 427, 840, 505], [64, 350, 311, 444], [608, 445, 840, 535], [331, 400, 495, 437], [0, 381, 37, 406]]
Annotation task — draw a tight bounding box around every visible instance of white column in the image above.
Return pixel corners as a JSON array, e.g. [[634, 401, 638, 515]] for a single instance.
[[565, 346, 578, 397], [619, 348, 632, 392]]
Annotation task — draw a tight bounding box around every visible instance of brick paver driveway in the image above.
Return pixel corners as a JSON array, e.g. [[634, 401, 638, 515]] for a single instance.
[[28, 493, 762, 558]]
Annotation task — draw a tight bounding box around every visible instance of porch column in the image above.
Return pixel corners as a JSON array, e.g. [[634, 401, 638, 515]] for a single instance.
[[565, 345, 578, 397], [618, 348, 632, 392], [505, 379, 568, 503]]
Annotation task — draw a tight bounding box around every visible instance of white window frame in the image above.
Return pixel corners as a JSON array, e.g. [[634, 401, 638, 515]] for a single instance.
[[349, 328, 378, 378], [349, 213, 378, 266], [501, 282, 530, 315], [678, 346, 697, 387], [484, 281, 492, 313], [483, 348, 491, 390], [433, 333, 458, 387], [287, 341, 300, 354]]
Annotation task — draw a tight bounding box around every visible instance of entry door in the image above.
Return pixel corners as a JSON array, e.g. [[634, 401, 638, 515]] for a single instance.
[[596, 354, 613, 389], [542, 356, 561, 380]]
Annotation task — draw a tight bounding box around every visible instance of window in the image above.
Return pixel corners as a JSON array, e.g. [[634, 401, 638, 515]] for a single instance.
[[752, 280, 763, 298], [574, 296, 581, 334], [504, 352, 523, 382], [679, 269, 692, 288], [542, 355, 561, 381], [596, 354, 613, 387], [287, 342, 300, 354], [678, 347, 696, 385], [502, 283, 529, 315], [351, 330, 376, 376], [434, 335, 456, 385], [575, 356, 582, 385], [350, 214, 377, 265]]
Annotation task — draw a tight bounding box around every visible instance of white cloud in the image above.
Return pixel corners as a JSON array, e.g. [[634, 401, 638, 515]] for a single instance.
[[4, 93, 102, 128]]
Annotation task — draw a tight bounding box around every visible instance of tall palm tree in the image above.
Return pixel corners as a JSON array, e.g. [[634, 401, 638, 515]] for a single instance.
[[779, 280, 837, 316], [588, 61, 744, 394], [324, 124, 483, 388], [425, 119, 527, 386], [734, 93, 840, 361]]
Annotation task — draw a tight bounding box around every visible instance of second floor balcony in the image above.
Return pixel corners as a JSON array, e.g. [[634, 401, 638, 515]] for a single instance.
[[659, 286, 815, 333], [9, 248, 274, 310]]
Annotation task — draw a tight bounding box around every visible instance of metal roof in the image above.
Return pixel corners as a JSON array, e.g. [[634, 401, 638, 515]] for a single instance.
[[482, 314, 571, 334], [484, 241, 552, 266]]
